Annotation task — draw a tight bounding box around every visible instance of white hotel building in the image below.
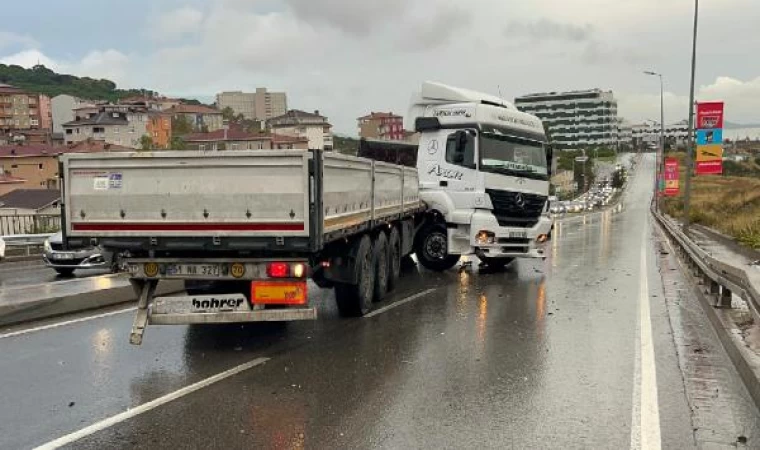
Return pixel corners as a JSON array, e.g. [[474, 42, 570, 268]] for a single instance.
[[514, 89, 619, 149]]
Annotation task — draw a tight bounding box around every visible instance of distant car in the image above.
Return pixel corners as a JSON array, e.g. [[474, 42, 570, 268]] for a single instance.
[[43, 232, 118, 277]]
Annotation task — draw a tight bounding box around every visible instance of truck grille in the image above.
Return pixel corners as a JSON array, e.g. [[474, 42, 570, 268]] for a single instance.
[[486, 189, 547, 228]]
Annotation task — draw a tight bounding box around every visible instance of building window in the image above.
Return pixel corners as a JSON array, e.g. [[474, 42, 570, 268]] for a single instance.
[[231, 144, 239, 150], [39, 164, 43, 170], [66, 129, 73, 135], [114, 127, 120, 134], [11, 164, 18, 169], [199, 144, 206, 151]]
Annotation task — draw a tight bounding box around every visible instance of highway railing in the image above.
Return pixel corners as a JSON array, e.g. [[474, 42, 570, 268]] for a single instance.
[[652, 208, 760, 318], [2, 233, 53, 259], [0, 214, 60, 236]]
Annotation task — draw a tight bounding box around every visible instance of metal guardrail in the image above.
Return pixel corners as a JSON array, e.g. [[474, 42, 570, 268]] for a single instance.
[[652, 208, 760, 319], [2, 233, 53, 258]]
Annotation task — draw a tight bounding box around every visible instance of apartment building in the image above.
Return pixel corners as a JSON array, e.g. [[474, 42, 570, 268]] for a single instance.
[[63, 104, 149, 148], [0, 84, 43, 131], [515, 89, 619, 149], [357, 112, 405, 140], [215, 88, 288, 122], [51, 94, 94, 133], [184, 127, 308, 151], [147, 113, 172, 148], [268, 109, 333, 150], [167, 104, 224, 132]]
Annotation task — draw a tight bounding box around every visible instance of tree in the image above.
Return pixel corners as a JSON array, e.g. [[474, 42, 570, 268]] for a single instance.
[[139, 135, 153, 151], [170, 136, 186, 150], [612, 169, 625, 188], [172, 115, 193, 136], [221, 107, 236, 121]]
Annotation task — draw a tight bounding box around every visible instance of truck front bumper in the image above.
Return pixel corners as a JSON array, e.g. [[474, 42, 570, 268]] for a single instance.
[[468, 211, 553, 259]]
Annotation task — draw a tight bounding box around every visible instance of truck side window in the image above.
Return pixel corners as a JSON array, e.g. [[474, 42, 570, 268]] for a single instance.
[[445, 131, 476, 169]]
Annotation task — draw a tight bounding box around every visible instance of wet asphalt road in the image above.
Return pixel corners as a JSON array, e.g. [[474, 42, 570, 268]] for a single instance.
[[0, 154, 758, 449]]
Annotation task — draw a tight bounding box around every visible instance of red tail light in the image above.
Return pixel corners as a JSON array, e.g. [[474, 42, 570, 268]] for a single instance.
[[267, 262, 290, 278]]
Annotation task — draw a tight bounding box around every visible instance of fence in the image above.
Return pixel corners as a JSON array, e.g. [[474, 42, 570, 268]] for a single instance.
[[0, 214, 61, 236]]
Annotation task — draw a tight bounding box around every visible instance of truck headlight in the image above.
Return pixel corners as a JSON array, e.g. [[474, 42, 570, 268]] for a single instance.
[[476, 230, 495, 245], [44, 239, 52, 253]]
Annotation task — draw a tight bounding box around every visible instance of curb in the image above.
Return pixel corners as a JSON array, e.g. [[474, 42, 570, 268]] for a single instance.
[[0, 279, 184, 328]]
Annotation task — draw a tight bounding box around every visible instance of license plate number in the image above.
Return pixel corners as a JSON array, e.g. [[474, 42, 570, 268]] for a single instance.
[[166, 264, 221, 277], [252, 282, 307, 305], [509, 231, 527, 239], [54, 253, 74, 260]]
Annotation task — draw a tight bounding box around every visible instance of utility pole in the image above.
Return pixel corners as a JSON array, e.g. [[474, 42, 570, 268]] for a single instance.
[[644, 71, 666, 209], [683, 0, 699, 229]]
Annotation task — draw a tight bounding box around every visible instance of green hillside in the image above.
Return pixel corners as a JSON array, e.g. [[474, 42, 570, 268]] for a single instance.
[[0, 64, 155, 101]]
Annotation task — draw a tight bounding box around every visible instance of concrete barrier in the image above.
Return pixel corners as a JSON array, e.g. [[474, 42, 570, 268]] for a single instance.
[[0, 275, 183, 327]]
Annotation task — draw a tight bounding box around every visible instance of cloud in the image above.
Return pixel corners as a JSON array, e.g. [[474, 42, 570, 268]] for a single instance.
[[0, 31, 38, 50], [283, 0, 407, 36], [0, 49, 59, 69], [154, 7, 204, 39], [618, 76, 760, 125], [504, 19, 594, 42]]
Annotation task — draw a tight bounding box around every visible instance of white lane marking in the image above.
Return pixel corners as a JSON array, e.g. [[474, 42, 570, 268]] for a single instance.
[[0, 307, 136, 340], [35, 357, 270, 449], [630, 226, 662, 450], [364, 288, 437, 318]]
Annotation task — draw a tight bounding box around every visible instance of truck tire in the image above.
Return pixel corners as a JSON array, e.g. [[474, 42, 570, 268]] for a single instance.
[[480, 257, 514, 269], [415, 224, 460, 272], [387, 227, 402, 292], [372, 232, 389, 302], [334, 235, 374, 317]]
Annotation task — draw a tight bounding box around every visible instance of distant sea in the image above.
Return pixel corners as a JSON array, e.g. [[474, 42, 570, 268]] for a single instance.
[[724, 127, 760, 141]]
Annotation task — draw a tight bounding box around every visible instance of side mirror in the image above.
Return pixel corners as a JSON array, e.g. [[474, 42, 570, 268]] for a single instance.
[[546, 145, 554, 176]]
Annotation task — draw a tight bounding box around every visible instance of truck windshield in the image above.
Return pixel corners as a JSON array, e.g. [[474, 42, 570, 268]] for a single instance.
[[479, 132, 548, 180]]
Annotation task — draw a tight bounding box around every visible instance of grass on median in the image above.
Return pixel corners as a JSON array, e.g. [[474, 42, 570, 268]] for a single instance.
[[660, 152, 760, 249]]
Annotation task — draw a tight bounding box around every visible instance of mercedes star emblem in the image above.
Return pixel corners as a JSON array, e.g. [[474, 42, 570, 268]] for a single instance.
[[427, 139, 439, 155], [515, 193, 526, 208]]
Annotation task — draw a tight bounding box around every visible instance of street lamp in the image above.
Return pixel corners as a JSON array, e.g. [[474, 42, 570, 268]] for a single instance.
[[683, 0, 699, 230], [644, 70, 665, 208]]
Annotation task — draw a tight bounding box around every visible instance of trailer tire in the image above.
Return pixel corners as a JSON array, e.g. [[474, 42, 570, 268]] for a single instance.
[[372, 232, 389, 302], [387, 227, 402, 292], [334, 235, 374, 317], [415, 224, 460, 272]]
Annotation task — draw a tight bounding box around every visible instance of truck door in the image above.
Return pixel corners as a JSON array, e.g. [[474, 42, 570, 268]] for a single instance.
[[419, 129, 478, 195]]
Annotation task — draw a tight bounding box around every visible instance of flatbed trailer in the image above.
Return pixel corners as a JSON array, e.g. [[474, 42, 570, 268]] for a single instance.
[[61, 149, 427, 344]]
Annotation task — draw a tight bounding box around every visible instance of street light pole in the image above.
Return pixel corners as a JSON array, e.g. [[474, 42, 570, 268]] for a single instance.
[[683, 0, 699, 229], [644, 71, 665, 209]]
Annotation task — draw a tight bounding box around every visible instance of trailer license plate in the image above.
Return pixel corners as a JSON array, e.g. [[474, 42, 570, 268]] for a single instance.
[[252, 281, 307, 305], [509, 231, 527, 239], [166, 264, 221, 277]]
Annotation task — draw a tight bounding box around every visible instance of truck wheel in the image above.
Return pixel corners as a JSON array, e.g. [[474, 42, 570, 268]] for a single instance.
[[372, 232, 389, 302], [480, 257, 514, 269], [334, 235, 374, 317], [415, 224, 460, 272], [387, 227, 402, 292]]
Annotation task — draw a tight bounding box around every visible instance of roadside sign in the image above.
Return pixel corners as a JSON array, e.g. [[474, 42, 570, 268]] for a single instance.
[[664, 158, 679, 196], [575, 156, 589, 163], [695, 102, 724, 175]]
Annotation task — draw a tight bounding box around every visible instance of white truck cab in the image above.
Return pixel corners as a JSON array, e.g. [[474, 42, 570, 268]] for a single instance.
[[409, 82, 553, 269]]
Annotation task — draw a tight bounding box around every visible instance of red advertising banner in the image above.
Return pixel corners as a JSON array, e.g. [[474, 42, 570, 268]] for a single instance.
[[664, 158, 679, 196], [696, 101, 724, 175], [696, 102, 724, 130]]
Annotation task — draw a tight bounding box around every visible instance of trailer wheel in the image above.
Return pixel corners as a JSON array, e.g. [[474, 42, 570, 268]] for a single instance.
[[372, 232, 389, 302], [387, 227, 402, 292], [415, 224, 460, 272], [334, 235, 374, 317]]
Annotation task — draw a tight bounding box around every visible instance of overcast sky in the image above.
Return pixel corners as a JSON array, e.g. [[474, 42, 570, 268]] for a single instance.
[[1, 0, 758, 134]]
